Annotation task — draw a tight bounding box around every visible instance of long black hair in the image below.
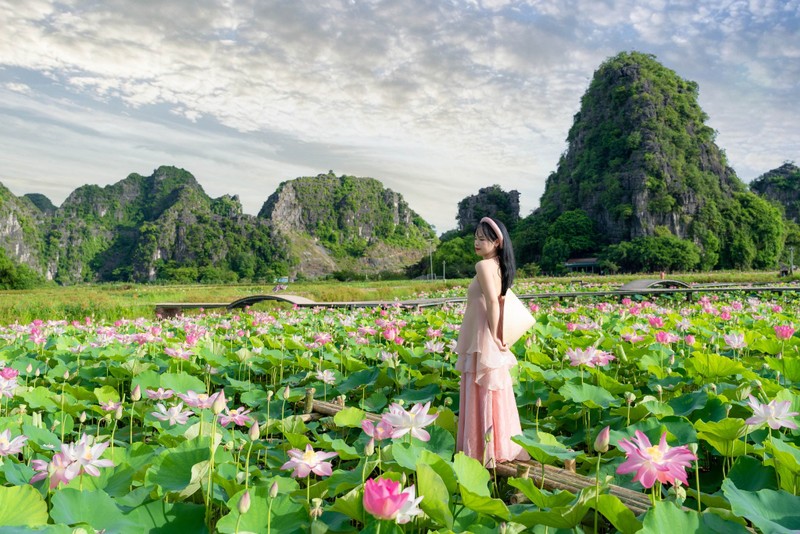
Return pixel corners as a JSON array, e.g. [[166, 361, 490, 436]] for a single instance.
[[478, 217, 515, 296]]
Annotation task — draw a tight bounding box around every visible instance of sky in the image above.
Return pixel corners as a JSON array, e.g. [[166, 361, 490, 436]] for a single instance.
[[1, 1, 798, 233]]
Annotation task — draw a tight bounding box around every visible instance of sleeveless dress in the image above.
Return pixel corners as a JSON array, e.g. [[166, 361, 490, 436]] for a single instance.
[[455, 276, 528, 465]]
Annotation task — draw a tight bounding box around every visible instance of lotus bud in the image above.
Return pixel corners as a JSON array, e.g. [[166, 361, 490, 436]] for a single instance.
[[655, 384, 663, 394], [401, 473, 407, 486], [114, 404, 124, 420], [593, 426, 610, 454], [269, 481, 279, 499], [443, 397, 453, 407], [238, 490, 251, 515], [131, 384, 141, 402], [248, 420, 260, 441], [535, 398, 542, 408], [624, 392, 635, 405], [267, 390, 275, 401], [212, 390, 226, 415], [670, 482, 686, 504], [396, 399, 405, 406], [26, 363, 32, 373], [668, 354, 675, 366], [79, 411, 87, 423], [32, 411, 43, 428], [283, 385, 291, 400], [224, 441, 234, 452], [35, 368, 40, 377], [310, 498, 324, 520], [365, 438, 375, 457], [709, 383, 717, 394], [63, 370, 70, 380], [687, 443, 698, 455]]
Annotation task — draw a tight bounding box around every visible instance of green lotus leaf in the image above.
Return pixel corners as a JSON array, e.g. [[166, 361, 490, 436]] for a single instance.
[[332, 406, 367, 428], [512, 432, 581, 466], [461, 486, 511, 520], [144, 437, 212, 494], [50, 488, 138, 533], [127, 500, 207, 533], [507, 478, 575, 509], [417, 462, 454, 528], [688, 352, 746, 380], [0, 485, 49, 527], [558, 382, 616, 409], [640, 500, 747, 533], [728, 455, 778, 492], [453, 452, 491, 497], [217, 487, 308, 534], [722, 479, 800, 534]]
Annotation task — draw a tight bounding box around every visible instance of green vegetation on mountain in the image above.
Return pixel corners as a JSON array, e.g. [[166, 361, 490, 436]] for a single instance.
[[259, 172, 435, 278], [750, 162, 800, 222], [516, 51, 786, 273]]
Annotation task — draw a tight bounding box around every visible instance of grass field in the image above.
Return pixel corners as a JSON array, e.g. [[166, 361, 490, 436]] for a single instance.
[[0, 270, 796, 323]]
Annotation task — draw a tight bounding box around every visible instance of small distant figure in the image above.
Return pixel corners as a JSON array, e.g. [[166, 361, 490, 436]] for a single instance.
[[660, 271, 666, 280], [273, 284, 288, 292]]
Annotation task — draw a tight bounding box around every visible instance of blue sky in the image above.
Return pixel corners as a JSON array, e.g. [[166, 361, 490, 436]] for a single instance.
[[1, 0, 798, 232]]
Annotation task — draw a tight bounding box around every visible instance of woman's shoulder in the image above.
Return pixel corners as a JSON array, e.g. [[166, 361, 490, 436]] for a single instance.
[[474, 258, 500, 272]]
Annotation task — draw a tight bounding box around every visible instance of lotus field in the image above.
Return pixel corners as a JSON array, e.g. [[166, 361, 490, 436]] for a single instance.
[[0, 284, 799, 533]]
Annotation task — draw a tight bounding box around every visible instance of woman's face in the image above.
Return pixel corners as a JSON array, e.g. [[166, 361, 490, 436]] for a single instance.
[[474, 228, 499, 259]]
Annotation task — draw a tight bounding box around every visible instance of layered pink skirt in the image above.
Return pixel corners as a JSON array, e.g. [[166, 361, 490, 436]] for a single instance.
[[455, 280, 528, 465]]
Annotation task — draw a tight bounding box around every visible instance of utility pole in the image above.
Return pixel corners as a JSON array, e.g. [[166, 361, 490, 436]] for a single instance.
[[443, 260, 446, 281], [429, 241, 434, 280]]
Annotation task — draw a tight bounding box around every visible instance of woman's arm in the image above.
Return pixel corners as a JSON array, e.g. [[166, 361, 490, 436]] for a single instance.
[[475, 260, 508, 352]]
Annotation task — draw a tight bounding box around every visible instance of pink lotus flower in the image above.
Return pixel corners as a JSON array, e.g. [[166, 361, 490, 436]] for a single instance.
[[566, 347, 615, 368], [315, 369, 336, 385], [146, 387, 175, 400], [30, 451, 80, 489], [99, 400, 122, 412], [314, 332, 333, 345], [164, 347, 192, 360], [745, 395, 798, 430], [177, 390, 220, 409], [423, 340, 445, 354], [0, 429, 28, 456], [151, 403, 193, 425], [655, 331, 679, 344], [363, 478, 409, 521], [396, 484, 424, 524], [648, 316, 665, 328], [616, 430, 696, 488], [69, 434, 114, 477], [684, 334, 696, 345], [0, 367, 18, 380], [361, 419, 395, 441], [0, 376, 17, 399], [723, 333, 746, 350], [382, 401, 439, 441], [280, 444, 338, 478], [218, 406, 254, 427], [774, 325, 795, 341]]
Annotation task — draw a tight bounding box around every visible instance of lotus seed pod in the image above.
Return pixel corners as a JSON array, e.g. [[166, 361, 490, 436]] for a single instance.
[[709, 383, 717, 393], [443, 397, 453, 407]]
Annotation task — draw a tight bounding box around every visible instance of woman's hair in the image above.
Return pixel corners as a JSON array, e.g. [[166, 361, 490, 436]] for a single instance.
[[478, 217, 516, 296]]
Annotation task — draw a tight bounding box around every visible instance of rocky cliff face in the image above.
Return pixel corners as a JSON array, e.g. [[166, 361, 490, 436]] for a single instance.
[[750, 163, 800, 222], [456, 185, 520, 232], [537, 52, 745, 243], [0, 184, 46, 272], [259, 172, 435, 276]]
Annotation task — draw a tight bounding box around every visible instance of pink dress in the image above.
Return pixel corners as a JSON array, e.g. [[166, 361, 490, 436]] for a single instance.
[[455, 277, 528, 465]]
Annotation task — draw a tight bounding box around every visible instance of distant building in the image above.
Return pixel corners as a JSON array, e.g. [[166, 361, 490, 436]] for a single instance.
[[564, 257, 600, 273]]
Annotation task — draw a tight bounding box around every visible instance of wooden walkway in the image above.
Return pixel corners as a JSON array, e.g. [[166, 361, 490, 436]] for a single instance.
[[155, 281, 800, 317]]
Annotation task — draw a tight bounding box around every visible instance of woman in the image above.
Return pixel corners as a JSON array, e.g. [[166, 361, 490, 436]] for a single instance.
[[455, 216, 528, 465]]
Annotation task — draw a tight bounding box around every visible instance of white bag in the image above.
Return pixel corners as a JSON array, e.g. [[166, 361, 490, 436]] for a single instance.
[[500, 289, 536, 346]]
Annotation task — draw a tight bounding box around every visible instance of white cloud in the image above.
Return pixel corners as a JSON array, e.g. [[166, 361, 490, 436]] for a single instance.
[[0, 0, 798, 231]]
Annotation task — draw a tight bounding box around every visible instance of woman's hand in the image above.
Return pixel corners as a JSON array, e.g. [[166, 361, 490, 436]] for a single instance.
[[494, 337, 508, 352]]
